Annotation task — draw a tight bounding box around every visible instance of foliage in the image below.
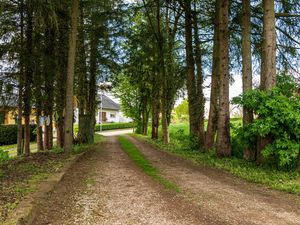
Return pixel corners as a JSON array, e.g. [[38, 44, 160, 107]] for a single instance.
[[0, 150, 9, 163], [112, 73, 143, 124], [118, 136, 180, 191], [0, 125, 37, 145], [74, 122, 135, 133], [232, 75, 300, 169], [133, 132, 300, 196], [94, 122, 135, 132], [173, 100, 189, 123]]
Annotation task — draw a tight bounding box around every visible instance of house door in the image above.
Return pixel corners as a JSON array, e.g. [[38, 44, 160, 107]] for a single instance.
[[100, 112, 107, 123]]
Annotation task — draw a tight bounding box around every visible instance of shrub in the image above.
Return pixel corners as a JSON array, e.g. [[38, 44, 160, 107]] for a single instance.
[[94, 122, 135, 132], [0, 125, 37, 145], [0, 150, 9, 163], [232, 74, 300, 169]]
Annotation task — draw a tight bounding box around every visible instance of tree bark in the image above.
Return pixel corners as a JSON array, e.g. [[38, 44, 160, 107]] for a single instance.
[[24, 0, 34, 156], [216, 0, 231, 157], [17, 0, 25, 156], [155, 0, 169, 144], [260, 0, 276, 90], [257, 0, 276, 163], [56, 7, 68, 148], [184, 0, 199, 138], [241, 0, 254, 160], [33, 30, 44, 151], [86, 28, 99, 144], [151, 86, 160, 139], [44, 25, 56, 150], [64, 0, 79, 153], [77, 2, 89, 143], [193, 10, 205, 148], [205, 14, 220, 151]]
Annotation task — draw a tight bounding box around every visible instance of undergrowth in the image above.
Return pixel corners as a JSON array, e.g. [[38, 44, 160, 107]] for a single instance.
[[133, 133, 300, 196]]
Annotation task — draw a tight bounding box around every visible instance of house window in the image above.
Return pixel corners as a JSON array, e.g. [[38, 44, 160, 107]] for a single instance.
[[110, 113, 116, 118]]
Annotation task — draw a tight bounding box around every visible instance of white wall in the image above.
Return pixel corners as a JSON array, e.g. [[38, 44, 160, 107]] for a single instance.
[[96, 109, 120, 123], [74, 108, 132, 124]]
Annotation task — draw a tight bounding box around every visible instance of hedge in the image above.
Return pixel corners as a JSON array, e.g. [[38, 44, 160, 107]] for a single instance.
[[94, 122, 135, 132], [0, 125, 37, 145]]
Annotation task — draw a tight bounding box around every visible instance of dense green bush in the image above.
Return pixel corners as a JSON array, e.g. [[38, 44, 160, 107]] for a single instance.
[[0, 150, 9, 163], [233, 75, 300, 169], [94, 122, 135, 132], [0, 125, 37, 145]]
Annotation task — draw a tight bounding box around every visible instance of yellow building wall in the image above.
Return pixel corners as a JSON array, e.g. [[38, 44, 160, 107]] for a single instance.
[[2, 109, 36, 125]]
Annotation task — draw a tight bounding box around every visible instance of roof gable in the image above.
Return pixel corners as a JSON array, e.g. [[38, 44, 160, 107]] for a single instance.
[[100, 95, 120, 111]]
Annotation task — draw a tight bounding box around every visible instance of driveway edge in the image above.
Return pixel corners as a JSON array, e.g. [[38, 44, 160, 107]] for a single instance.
[[4, 152, 85, 225]]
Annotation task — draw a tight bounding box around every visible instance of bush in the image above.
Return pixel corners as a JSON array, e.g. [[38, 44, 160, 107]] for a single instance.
[[0, 125, 37, 145], [232, 74, 300, 169], [0, 150, 9, 163], [94, 122, 135, 132]]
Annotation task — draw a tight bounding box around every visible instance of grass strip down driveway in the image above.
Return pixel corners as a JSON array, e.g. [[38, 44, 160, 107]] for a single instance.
[[118, 136, 180, 192]]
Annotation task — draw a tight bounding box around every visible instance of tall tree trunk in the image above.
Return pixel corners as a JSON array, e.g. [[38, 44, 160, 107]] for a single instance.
[[56, 9, 68, 148], [33, 31, 44, 152], [184, 0, 199, 138], [257, 0, 276, 163], [193, 10, 205, 148], [156, 0, 169, 144], [77, 2, 89, 143], [44, 26, 56, 150], [141, 107, 149, 135], [86, 29, 99, 144], [205, 9, 220, 151], [241, 0, 254, 160], [161, 94, 169, 144], [216, 0, 231, 157], [24, 0, 34, 156], [64, 0, 79, 153], [260, 0, 276, 90], [17, 0, 25, 156], [205, 15, 220, 151], [151, 83, 160, 139], [17, 78, 24, 155]]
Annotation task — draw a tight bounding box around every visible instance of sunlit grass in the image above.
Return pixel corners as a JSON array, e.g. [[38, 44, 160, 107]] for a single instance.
[[134, 120, 300, 196], [119, 136, 180, 192]]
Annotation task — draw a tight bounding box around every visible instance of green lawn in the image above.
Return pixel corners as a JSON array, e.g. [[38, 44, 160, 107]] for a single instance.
[[0, 144, 18, 151], [0, 134, 104, 158], [135, 119, 300, 196], [0, 142, 38, 157]]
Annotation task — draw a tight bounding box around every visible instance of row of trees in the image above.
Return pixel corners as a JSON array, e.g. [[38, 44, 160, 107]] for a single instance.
[[114, 0, 300, 165], [1, 0, 300, 167], [0, 0, 121, 155]]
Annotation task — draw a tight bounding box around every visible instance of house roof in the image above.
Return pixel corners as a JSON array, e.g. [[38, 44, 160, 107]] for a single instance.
[[0, 96, 18, 108], [100, 95, 120, 111]]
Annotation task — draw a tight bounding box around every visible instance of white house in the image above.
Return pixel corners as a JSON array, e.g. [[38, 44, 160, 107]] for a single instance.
[[74, 94, 132, 124], [96, 95, 121, 124]]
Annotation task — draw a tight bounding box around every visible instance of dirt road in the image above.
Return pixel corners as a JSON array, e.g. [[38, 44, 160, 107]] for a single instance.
[[32, 135, 300, 225], [33, 137, 221, 225], [127, 135, 300, 225]]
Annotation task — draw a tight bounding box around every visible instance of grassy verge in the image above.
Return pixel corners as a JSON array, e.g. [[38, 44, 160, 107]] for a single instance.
[[0, 153, 69, 223], [72, 134, 104, 154], [0, 134, 104, 223], [118, 136, 180, 192], [133, 134, 300, 196]]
